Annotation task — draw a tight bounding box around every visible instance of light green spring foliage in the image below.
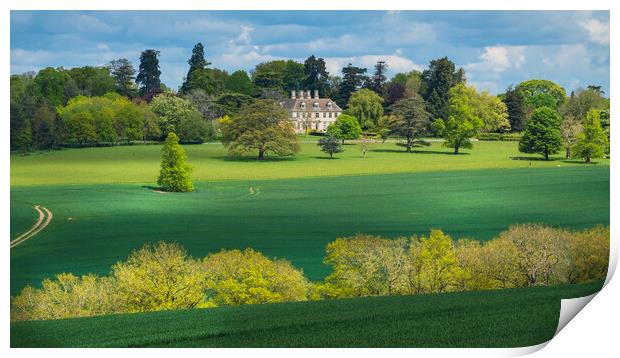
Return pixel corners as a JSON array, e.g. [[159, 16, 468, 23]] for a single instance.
[[149, 93, 205, 140], [518, 106, 563, 160], [573, 109, 608, 163], [326, 114, 362, 143], [10, 225, 608, 322], [433, 84, 485, 154], [203, 248, 311, 306], [58, 93, 160, 144], [111, 242, 207, 312], [157, 131, 194, 192], [346, 88, 384, 129]]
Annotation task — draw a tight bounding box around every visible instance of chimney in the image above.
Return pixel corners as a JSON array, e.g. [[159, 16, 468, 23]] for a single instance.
[[297, 90, 303, 99], [306, 90, 311, 98], [314, 90, 319, 99], [291, 90, 296, 99]]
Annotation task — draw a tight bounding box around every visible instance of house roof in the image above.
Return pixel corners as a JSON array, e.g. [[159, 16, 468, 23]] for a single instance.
[[280, 98, 342, 112]]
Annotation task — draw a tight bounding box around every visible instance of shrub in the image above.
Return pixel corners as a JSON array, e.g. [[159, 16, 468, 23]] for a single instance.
[[157, 131, 194, 192]]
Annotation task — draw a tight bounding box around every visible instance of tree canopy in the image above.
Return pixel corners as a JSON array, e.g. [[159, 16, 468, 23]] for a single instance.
[[518, 106, 563, 160]]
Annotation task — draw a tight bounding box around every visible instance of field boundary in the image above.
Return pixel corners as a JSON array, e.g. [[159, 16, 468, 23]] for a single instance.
[[10, 205, 53, 249]]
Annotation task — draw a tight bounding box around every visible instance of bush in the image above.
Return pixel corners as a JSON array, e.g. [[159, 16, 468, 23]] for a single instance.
[[157, 132, 194, 192]]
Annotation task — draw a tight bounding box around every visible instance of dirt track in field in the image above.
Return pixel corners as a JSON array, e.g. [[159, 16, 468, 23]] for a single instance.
[[10, 205, 53, 249]]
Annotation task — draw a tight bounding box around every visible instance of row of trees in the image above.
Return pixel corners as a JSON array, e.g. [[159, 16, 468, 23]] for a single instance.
[[11, 224, 608, 322], [11, 42, 610, 158]]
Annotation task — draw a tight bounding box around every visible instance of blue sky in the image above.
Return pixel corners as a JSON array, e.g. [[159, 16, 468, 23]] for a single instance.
[[10, 10, 610, 95]]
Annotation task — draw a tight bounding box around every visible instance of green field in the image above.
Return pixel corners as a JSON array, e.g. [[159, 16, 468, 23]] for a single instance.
[[10, 281, 604, 348], [10, 166, 609, 294], [10, 140, 609, 186]]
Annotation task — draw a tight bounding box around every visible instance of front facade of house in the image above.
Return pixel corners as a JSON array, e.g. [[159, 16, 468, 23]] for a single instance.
[[280, 90, 343, 134]]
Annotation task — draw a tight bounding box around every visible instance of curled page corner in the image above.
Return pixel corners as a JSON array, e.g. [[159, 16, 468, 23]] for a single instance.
[[554, 292, 598, 336]]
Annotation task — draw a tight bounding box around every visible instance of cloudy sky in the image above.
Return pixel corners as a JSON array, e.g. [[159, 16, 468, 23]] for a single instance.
[[10, 10, 610, 95]]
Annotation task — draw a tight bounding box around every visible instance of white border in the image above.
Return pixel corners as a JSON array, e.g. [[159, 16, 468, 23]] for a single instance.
[[2, 1, 617, 357]]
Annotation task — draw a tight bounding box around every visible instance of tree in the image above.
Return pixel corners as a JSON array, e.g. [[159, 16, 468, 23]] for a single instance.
[[157, 131, 194, 192], [561, 87, 609, 122], [220, 99, 300, 160], [109, 58, 137, 97], [303, 55, 329, 95], [573, 109, 608, 163], [389, 93, 431, 152], [432, 83, 484, 154], [112, 242, 205, 311], [560, 115, 582, 159], [518, 107, 563, 160], [565, 226, 609, 284], [346, 88, 384, 130], [149, 93, 203, 139], [416, 230, 462, 293], [30, 67, 75, 106], [502, 86, 527, 132], [318, 135, 344, 159], [368, 61, 388, 95], [326, 114, 362, 144], [252, 60, 305, 93], [136, 49, 162, 97], [421, 57, 465, 120], [337, 63, 367, 108], [225, 70, 254, 95], [516, 79, 566, 112], [31, 105, 56, 149], [15, 118, 33, 152], [203, 248, 310, 305], [67, 66, 116, 97], [180, 43, 211, 94]]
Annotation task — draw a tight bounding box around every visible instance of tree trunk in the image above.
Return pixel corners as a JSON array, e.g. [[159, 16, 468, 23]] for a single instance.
[[329, 152, 333, 159], [565, 148, 570, 159], [258, 149, 265, 161], [454, 146, 459, 155], [585, 156, 591, 164], [544, 151, 549, 161], [342, 139, 345, 145]]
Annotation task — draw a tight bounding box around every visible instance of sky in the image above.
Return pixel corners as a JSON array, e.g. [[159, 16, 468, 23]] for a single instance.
[[10, 10, 610, 95]]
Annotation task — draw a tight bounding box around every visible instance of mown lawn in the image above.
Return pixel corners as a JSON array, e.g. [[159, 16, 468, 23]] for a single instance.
[[10, 166, 609, 294], [10, 281, 604, 348], [10, 140, 609, 186]]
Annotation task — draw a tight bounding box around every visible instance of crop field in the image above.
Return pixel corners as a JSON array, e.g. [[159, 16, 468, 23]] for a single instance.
[[10, 140, 609, 186], [10, 164, 609, 294], [10, 281, 604, 348]]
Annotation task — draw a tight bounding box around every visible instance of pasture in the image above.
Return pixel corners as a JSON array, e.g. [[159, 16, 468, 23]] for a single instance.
[[10, 140, 609, 186], [10, 165, 609, 294], [11, 281, 604, 347]]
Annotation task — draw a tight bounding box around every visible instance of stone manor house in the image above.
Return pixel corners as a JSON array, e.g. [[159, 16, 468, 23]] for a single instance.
[[280, 90, 342, 134]]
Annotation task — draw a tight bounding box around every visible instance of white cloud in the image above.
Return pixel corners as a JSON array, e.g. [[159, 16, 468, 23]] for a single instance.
[[579, 18, 610, 46], [465, 46, 526, 74]]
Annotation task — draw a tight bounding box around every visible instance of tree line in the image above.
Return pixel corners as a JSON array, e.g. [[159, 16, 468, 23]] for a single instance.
[[11, 224, 608, 322], [11, 43, 610, 162]]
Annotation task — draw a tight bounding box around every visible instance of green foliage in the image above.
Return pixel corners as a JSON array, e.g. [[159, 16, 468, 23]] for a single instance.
[[157, 132, 194, 192], [109, 58, 137, 97], [220, 99, 299, 160], [15, 118, 33, 153], [325, 114, 362, 143], [516, 79, 566, 110], [389, 92, 431, 152], [31, 67, 75, 107], [502, 86, 527, 132], [560, 115, 582, 159], [317, 135, 344, 159], [561, 88, 609, 122], [346, 88, 384, 129], [252, 60, 305, 92], [477, 132, 523, 141], [225, 70, 254, 95], [214, 92, 255, 116], [149, 93, 204, 141], [573, 109, 608, 163], [203, 248, 311, 305], [518, 106, 563, 160], [433, 83, 484, 154], [67, 66, 116, 97], [421, 57, 465, 120], [338, 64, 368, 108], [303, 55, 329, 95], [136, 49, 162, 97]]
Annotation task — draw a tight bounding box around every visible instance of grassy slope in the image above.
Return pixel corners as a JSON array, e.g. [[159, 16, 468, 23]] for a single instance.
[[11, 281, 604, 348], [10, 140, 609, 186], [10, 166, 609, 294]]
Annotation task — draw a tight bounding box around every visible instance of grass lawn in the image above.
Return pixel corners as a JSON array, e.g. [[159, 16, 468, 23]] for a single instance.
[[10, 281, 604, 348], [10, 166, 609, 295], [10, 140, 609, 186]]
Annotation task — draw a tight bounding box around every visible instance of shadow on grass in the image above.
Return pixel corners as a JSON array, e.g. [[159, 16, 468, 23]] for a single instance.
[[312, 156, 342, 160], [510, 156, 561, 162], [561, 160, 602, 165], [212, 155, 297, 162], [371, 148, 470, 155]]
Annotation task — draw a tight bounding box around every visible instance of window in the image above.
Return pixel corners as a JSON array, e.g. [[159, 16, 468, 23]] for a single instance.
[[315, 112, 319, 118], [300, 103, 306, 110], [313, 102, 319, 109], [323, 113, 326, 118], [292, 112, 297, 118], [335, 112, 339, 117], [328, 113, 332, 118], [327, 102, 333, 109]]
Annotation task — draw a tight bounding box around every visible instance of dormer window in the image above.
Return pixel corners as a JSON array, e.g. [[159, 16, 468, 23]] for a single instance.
[[327, 102, 333, 109], [313, 102, 319, 110], [300, 102, 306, 110]]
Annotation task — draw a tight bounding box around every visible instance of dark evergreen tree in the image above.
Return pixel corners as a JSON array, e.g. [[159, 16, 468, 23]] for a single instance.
[[369, 61, 388, 95], [337, 63, 367, 108], [109, 58, 136, 97], [136, 49, 162, 98], [181, 43, 212, 94], [421, 57, 464, 120], [503, 85, 527, 132], [303, 55, 329, 95], [518, 107, 563, 160]]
